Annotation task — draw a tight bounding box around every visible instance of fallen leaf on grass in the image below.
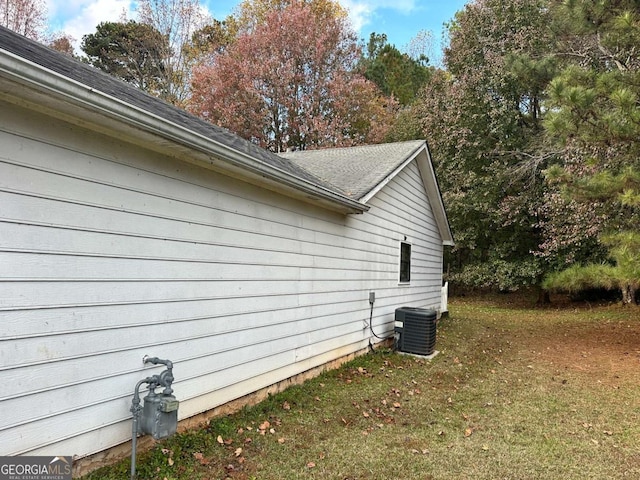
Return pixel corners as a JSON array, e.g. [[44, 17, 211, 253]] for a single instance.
[[307, 462, 316, 468], [193, 452, 209, 466], [259, 420, 271, 431], [464, 427, 474, 438], [167, 457, 174, 467], [278, 438, 285, 444], [282, 401, 291, 410], [234, 447, 243, 457], [216, 435, 224, 445]]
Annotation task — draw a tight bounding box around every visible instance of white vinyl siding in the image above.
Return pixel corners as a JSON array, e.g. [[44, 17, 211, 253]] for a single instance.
[[0, 100, 444, 458]]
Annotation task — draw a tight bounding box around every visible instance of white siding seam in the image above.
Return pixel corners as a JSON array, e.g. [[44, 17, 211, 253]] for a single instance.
[[1, 155, 365, 246], [0, 282, 406, 312], [0, 216, 392, 263], [1, 296, 375, 339], [0, 244, 399, 270], [0, 306, 374, 372], [1, 298, 375, 342]]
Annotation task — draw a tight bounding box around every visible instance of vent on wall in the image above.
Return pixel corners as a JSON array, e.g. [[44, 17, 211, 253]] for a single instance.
[[394, 307, 437, 356]]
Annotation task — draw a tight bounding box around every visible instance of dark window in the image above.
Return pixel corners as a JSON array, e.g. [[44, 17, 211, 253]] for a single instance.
[[399, 242, 411, 283]]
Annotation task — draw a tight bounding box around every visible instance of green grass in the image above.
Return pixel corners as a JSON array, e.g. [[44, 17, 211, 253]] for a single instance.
[[83, 293, 640, 480]]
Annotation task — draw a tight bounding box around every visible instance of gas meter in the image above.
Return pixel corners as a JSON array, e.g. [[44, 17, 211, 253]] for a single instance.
[[130, 356, 179, 480], [140, 384, 179, 439]]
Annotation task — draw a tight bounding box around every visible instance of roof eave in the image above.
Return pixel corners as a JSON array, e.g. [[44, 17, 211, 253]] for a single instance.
[[0, 48, 368, 215], [416, 146, 455, 247]]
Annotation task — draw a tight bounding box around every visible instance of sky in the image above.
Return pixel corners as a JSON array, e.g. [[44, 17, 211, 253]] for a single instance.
[[45, 0, 468, 62]]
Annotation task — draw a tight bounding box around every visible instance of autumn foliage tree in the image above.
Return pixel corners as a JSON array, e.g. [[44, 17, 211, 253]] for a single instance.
[[1, 0, 47, 40], [189, 2, 395, 151]]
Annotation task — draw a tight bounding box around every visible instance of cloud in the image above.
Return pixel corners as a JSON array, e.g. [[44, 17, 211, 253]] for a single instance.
[[47, 0, 134, 50], [339, 0, 418, 32]]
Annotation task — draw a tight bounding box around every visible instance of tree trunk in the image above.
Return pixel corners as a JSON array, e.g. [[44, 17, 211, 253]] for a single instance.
[[621, 284, 637, 305], [536, 287, 551, 305]]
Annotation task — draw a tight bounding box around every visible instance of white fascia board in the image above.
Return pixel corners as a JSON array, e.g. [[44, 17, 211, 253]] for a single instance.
[[416, 146, 455, 247], [0, 49, 367, 215]]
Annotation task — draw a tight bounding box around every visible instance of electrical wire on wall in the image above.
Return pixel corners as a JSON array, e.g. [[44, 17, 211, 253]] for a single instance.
[[368, 301, 387, 340], [366, 292, 393, 352]]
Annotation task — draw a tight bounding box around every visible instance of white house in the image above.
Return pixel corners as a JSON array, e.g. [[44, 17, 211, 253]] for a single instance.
[[0, 26, 453, 466]]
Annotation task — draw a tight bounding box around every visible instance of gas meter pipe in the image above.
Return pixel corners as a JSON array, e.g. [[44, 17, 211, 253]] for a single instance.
[[130, 376, 157, 480]]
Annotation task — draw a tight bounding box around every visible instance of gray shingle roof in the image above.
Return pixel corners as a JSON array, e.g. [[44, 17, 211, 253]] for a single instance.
[[279, 140, 426, 200]]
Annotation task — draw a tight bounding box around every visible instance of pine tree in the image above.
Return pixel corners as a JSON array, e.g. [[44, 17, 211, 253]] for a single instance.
[[542, 1, 640, 304]]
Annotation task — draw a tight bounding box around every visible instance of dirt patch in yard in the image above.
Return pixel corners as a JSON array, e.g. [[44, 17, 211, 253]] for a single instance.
[[539, 318, 640, 386], [453, 291, 640, 386]]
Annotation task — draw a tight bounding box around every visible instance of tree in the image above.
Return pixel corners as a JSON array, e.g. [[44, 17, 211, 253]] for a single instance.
[[49, 33, 75, 56], [539, 1, 640, 304], [1, 0, 47, 40], [136, 0, 210, 106], [543, 232, 640, 304], [190, 2, 395, 152], [81, 21, 169, 97], [360, 33, 432, 105], [184, 17, 239, 63], [396, 0, 557, 292], [233, 0, 347, 33]]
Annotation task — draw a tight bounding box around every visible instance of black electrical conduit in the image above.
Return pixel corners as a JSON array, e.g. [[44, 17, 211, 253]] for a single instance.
[[367, 298, 394, 355]]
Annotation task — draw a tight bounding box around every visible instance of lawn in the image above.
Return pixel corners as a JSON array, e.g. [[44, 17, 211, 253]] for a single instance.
[[83, 294, 640, 480]]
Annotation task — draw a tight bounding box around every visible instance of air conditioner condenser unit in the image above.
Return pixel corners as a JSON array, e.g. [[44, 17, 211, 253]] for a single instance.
[[394, 307, 437, 356]]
